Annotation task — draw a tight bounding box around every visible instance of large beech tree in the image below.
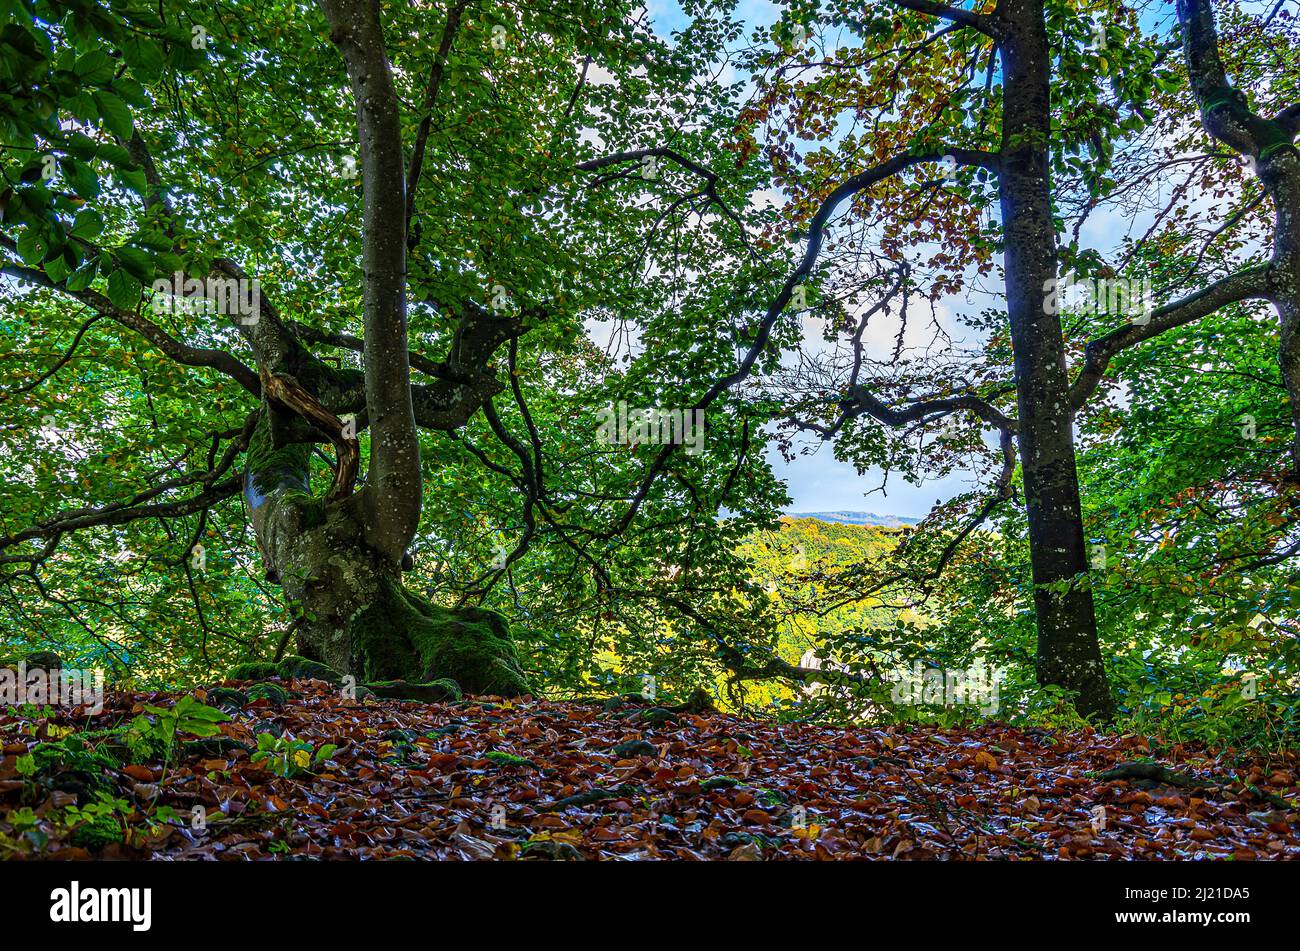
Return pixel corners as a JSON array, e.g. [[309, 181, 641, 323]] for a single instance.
[[0, 0, 785, 692], [2, 0, 1295, 723]]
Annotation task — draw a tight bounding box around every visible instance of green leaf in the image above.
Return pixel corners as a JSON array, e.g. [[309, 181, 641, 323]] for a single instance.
[[120, 35, 165, 79], [44, 254, 69, 283], [114, 245, 153, 280], [71, 208, 104, 239], [135, 229, 174, 252], [63, 159, 100, 200], [96, 142, 133, 168], [74, 49, 116, 84], [65, 256, 98, 292], [115, 167, 147, 195], [16, 229, 46, 266], [92, 90, 133, 139], [63, 132, 98, 161], [105, 268, 142, 309], [185, 704, 230, 723]]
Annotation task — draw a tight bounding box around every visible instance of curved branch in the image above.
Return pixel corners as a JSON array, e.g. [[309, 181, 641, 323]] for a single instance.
[[1068, 265, 1272, 410], [259, 368, 359, 503], [605, 148, 1000, 537]]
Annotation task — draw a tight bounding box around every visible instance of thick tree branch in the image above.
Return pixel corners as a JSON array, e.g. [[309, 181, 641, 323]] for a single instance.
[[0, 412, 252, 559], [0, 254, 262, 396], [1178, 0, 1300, 476], [811, 387, 1016, 438], [1068, 265, 1273, 410], [890, 0, 1000, 39]]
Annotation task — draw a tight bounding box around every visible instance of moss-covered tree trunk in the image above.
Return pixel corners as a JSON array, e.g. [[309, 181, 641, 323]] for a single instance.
[[243, 414, 531, 695]]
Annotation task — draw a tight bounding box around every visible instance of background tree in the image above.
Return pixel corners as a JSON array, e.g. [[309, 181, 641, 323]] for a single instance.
[[737, 0, 1300, 720]]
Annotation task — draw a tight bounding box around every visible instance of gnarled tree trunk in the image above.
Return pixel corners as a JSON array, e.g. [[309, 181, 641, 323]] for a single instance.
[[234, 0, 531, 696], [243, 412, 530, 695]]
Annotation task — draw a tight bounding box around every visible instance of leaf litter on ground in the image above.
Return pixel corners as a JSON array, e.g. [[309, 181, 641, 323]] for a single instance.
[[2, 679, 1297, 860]]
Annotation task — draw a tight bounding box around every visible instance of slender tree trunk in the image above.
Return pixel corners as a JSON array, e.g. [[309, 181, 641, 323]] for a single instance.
[[998, 0, 1113, 720]]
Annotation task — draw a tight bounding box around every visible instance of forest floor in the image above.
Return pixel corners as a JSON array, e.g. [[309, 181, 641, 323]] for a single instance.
[[2, 678, 1298, 860]]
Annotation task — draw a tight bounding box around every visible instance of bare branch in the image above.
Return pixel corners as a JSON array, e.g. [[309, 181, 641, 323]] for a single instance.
[[405, 0, 469, 236], [888, 0, 1001, 39]]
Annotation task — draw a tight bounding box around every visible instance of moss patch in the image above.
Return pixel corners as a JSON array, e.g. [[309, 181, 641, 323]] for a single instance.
[[366, 678, 462, 703], [244, 414, 311, 503], [1, 650, 64, 670], [205, 687, 249, 711], [247, 683, 291, 706], [483, 751, 536, 768], [277, 654, 343, 684], [352, 576, 532, 697], [224, 654, 343, 687], [69, 814, 123, 851], [225, 661, 281, 682]]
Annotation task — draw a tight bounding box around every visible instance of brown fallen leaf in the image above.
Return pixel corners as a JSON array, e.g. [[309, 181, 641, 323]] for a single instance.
[[974, 750, 998, 771]]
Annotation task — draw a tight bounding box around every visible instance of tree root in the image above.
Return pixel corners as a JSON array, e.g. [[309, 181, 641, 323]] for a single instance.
[[365, 679, 462, 703], [1098, 761, 1295, 811], [537, 785, 642, 813], [224, 655, 463, 704], [601, 687, 715, 716]]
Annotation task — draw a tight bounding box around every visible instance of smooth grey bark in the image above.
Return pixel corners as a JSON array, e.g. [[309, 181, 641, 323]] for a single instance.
[[320, 0, 422, 565]]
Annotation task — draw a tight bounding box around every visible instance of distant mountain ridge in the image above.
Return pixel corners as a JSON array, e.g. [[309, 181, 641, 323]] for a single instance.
[[785, 510, 921, 527]]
